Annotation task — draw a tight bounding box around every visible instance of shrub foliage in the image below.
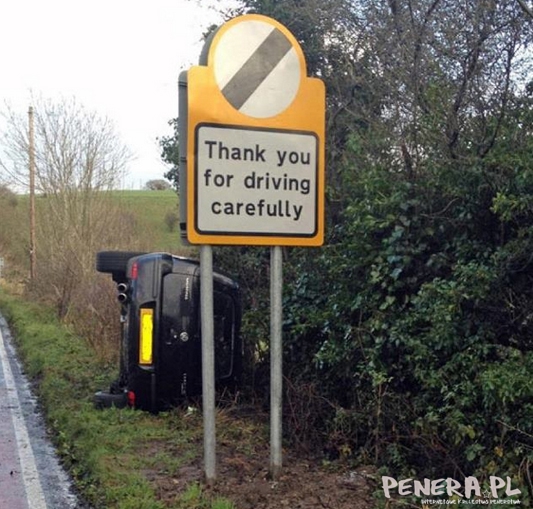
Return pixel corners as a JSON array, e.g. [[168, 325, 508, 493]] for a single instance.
[[216, 0, 533, 499]]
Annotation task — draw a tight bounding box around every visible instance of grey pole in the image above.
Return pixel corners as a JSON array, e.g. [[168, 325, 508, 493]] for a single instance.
[[177, 71, 189, 245], [270, 245, 283, 479], [28, 106, 36, 281], [200, 244, 216, 485]]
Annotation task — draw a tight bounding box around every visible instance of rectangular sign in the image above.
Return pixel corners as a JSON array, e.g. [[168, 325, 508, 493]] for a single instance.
[[192, 124, 320, 244]]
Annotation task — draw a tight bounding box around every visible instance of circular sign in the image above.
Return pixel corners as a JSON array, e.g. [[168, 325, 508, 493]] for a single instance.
[[212, 19, 301, 119]]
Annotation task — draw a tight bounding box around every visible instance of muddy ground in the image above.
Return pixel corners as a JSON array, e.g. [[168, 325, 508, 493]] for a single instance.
[[148, 408, 377, 509], [157, 448, 375, 508]]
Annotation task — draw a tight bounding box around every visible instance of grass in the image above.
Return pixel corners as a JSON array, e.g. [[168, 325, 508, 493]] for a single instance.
[[0, 288, 235, 509], [0, 189, 249, 507], [110, 190, 192, 254], [4, 189, 195, 261], [180, 484, 235, 509]]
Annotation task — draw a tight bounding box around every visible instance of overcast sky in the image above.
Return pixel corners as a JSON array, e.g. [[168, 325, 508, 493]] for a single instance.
[[0, 0, 239, 189]]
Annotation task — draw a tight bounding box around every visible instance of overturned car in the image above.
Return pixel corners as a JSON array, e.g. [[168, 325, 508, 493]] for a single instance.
[[94, 251, 242, 413]]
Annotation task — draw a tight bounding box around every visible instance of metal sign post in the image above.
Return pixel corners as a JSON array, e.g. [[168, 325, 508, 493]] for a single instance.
[[270, 246, 283, 479], [200, 245, 216, 485], [181, 13, 325, 485]]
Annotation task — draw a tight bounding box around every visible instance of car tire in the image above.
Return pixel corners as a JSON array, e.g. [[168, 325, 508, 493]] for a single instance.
[[96, 251, 146, 279]]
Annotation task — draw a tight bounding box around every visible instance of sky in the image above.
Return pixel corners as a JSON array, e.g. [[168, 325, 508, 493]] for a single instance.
[[0, 0, 239, 189]]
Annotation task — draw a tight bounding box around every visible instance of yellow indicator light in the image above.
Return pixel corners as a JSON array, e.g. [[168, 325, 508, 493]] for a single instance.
[[139, 308, 154, 365]]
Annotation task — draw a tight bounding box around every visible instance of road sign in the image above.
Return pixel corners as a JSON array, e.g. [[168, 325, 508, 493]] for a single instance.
[[195, 124, 319, 238], [187, 14, 325, 246], [213, 19, 301, 119], [182, 13, 326, 484]]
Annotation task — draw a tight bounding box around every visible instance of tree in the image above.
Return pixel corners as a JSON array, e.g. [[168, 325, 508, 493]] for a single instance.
[[518, 0, 533, 19], [0, 184, 17, 207], [0, 184, 24, 262], [211, 0, 533, 494], [1, 96, 129, 194], [0, 96, 134, 319], [159, 117, 180, 190], [158, 1, 533, 492], [144, 179, 171, 191], [164, 210, 179, 232]]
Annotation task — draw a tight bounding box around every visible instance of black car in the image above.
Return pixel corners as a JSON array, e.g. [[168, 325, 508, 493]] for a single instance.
[[94, 251, 242, 412]]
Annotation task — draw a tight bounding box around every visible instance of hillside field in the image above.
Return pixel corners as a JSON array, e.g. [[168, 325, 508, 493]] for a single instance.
[[110, 189, 192, 255], [0, 189, 195, 273]]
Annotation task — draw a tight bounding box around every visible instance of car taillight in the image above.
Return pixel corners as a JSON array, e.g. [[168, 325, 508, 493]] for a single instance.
[[139, 308, 154, 366], [130, 261, 138, 280]]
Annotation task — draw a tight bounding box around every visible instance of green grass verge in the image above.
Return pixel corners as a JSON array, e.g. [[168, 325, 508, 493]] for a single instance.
[[110, 190, 189, 254], [0, 289, 233, 509]]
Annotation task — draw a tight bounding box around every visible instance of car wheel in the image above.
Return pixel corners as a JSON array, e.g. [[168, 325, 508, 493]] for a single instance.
[[96, 251, 146, 280]]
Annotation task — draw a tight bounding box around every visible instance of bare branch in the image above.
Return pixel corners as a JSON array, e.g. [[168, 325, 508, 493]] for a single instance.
[[517, 0, 533, 20]]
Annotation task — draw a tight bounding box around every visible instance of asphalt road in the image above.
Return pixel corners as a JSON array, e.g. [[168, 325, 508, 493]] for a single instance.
[[0, 314, 84, 509]]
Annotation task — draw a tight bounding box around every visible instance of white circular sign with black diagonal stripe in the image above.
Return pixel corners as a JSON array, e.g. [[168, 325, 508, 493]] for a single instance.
[[212, 19, 301, 118]]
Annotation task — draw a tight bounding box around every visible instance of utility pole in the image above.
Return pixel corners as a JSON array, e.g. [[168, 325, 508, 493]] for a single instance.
[[28, 106, 36, 281]]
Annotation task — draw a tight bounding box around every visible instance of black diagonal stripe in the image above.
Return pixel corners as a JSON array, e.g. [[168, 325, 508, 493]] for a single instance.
[[221, 28, 293, 110]]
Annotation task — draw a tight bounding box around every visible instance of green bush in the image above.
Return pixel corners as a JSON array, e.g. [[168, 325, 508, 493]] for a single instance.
[[280, 133, 533, 501]]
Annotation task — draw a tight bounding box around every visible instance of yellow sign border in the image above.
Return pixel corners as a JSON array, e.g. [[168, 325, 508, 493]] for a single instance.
[[187, 14, 325, 246]]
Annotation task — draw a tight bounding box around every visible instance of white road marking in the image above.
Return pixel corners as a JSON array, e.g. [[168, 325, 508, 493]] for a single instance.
[[0, 327, 48, 509]]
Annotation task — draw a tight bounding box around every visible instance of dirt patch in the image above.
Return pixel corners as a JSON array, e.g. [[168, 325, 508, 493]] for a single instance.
[[149, 409, 376, 509], [212, 448, 375, 509], [155, 449, 375, 509]]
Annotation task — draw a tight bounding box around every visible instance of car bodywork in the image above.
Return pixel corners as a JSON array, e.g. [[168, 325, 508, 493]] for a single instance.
[[95, 251, 242, 412]]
